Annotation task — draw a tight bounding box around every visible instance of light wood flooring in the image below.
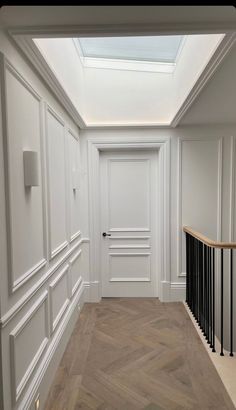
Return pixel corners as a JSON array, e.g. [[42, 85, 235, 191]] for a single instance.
[[44, 298, 235, 410]]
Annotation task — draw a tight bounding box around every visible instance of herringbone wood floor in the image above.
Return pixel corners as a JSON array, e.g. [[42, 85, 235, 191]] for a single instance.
[[44, 298, 235, 410]]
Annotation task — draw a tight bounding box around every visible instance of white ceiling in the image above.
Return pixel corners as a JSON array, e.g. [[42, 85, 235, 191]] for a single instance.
[[2, 6, 236, 127], [180, 42, 236, 125], [34, 34, 225, 127]]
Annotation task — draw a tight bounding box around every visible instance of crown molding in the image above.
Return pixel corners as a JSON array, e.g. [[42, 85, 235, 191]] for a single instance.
[[171, 32, 236, 127], [10, 34, 86, 129], [8, 22, 236, 37]]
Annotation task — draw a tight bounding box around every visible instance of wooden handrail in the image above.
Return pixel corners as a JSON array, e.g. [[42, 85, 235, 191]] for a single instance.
[[183, 226, 236, 249]]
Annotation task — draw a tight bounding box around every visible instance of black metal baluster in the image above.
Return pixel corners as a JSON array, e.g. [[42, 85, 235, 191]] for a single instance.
[[197, 239, 200, 323], [206, 245, 209, 343], [189, 236, 192, 311], [209, 246, 212, 347], [203, 244, 207, 337], [186, 233, 189, 305], [194, 238, 197, 317], [212, 247, 216, 352], [200, 241, 203, 331], [230, 248, 234, 357], [220, 249, 224, 356]]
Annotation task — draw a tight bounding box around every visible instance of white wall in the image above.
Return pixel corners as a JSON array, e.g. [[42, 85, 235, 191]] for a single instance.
[[0, 30, 89, 410], [181, 41, 236, 125], [81, 124, 236, 300], [0, 20, 236, 410]]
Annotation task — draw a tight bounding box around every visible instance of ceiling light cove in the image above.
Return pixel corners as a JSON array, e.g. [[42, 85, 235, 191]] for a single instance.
[[32, 33, 228, 127]]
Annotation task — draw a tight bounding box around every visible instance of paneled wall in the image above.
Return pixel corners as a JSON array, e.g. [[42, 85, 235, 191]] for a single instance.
[[81, 126, 236, 303], [0, 40, 89, 409], [0, 27, 236, 410]]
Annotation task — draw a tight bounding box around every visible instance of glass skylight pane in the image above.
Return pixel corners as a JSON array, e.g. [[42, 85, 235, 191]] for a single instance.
[[79, 36, 184, 63]]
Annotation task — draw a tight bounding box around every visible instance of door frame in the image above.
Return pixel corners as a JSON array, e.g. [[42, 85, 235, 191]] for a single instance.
[[87, 135, 171, 302]]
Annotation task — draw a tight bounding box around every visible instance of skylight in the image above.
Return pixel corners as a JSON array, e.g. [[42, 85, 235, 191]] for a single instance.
[[78, 36, 184, 63], [33, 33, 226, 126]]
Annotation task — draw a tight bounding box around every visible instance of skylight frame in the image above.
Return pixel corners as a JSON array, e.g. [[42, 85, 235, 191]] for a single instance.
[[78, 35, 185, 64], [75, 37, 187, 74]]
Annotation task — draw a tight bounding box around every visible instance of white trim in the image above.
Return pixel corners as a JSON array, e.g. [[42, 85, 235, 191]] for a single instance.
[[109, 252, 151, 256], [10, 291, 49, 403], [49, 264, 70, 334], [69, 248, 82, 296], [45, 103, 69, 261], [87, 136, 171, 302], [81, 56, 176, 73], [0, 238, 86, 328], [110, 278, 150, 282], [108, 235, 150, 240], [12, 259, 47, 292], [170, 282, 186, 301], [70, 230, 82, 244], [71, 276, 82, 297], [8, 22, 236, 38], [11, 35, 86, 129], [109, 245, 150, 249], [51, 241, 68, 260], [109, 228, 150, 232], [0, 55, 48, 293]]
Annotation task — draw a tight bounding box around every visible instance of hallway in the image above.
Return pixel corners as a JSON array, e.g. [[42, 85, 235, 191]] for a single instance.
[[44, 299, 234, 410]]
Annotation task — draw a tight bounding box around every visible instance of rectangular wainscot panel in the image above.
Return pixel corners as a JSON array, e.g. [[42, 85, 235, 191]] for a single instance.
[[10, 291, 49, 403], [4, 63, 46, 292], [67, 129, 81, 243], [49, 264, 70, 334], [70, 249, 82, 296], [46, 106, 68, 259]]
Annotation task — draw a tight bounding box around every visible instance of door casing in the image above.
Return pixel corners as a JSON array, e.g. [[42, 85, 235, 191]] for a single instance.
[[87, 135, 171, 302]]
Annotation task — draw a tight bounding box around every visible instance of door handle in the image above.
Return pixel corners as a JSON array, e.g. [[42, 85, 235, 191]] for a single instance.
[[102, 232, 111, 237]]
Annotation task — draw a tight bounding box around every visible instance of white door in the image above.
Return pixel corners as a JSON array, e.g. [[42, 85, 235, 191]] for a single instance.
[[100, 150, 158, 297]]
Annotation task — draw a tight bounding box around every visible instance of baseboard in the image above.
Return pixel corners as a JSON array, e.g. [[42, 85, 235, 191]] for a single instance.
[[160, 281, 185, 302], [83, 281, 91, 302], [18, 283, 85, 410], [84, 281, 101, 303], [160, 281, 170, 302], [170, 282, 186, 302]]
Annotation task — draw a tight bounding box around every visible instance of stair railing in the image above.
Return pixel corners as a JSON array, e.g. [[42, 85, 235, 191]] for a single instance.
[[183, 226, 235, 357]]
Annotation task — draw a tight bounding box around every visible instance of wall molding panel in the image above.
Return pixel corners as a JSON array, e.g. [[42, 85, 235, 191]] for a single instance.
[[10, 291, 49, 403], [49, 264, 70, 334], [177, 136, 223, 278], [45, 104, 69, 261], [67, 128, 81, 244], [0, 49, 85, 410], [0, 238, 86, 329], [69, 249, 82, 296], [0, 55, 47, 293], [18, 283, 85, 410]]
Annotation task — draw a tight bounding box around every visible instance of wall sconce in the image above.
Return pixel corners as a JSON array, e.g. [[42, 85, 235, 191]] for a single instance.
[[23, 150, 39, 187], [72, 168, 79, 191]]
